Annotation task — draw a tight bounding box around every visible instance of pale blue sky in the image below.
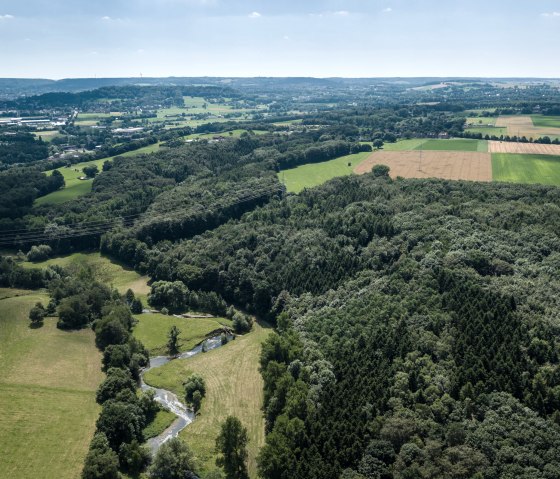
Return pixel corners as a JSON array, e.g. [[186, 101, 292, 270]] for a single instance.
[[0, 0, 559, 78]]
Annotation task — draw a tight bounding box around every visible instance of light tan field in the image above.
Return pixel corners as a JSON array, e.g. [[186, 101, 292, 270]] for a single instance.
[[355, 151, 492, 182], [496, 116, 560, 139], [489, 141, 560, 156]]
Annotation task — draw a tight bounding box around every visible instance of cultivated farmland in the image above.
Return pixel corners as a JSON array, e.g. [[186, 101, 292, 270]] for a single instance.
[[496, 116, 560, 140], [492, 153, 560, 185], [488, 141, 560, 156], [355, 150, 492, 182]]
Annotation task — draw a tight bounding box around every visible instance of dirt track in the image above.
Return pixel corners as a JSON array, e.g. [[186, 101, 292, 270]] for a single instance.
[[488, 141, 560, 156], [355, 151, 492, 182]]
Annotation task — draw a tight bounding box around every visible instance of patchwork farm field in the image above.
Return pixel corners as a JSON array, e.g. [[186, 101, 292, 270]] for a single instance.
[[496, 116, 560, 140], [143, 321, 272, 478], [531, 115, 560, 129], [355, 150, 492, 182], [492, 153, 560, 185], [415, 139, 487, 152], [488, 141, 560, 156], [0, 292, 102, 479]]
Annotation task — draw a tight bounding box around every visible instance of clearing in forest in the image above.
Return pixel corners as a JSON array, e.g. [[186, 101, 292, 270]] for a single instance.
[[0, 291, 102, 479], [492, 153, 560, 185], [143, 321, 272, 478], [488, 141, 560, 156], [355, 150, 492, 182]]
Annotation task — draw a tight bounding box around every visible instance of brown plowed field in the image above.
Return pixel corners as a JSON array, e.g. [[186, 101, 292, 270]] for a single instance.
[[355, 151, 492, 182], [496, 116, 560, 139], [488, 141, 560, 155]]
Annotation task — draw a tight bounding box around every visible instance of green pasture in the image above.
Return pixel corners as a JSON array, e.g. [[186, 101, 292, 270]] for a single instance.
[[415, 139, 487, 152], [531, 115, 560, 129], [279, 151, 370, 193], [132, 313, 232, 355], [0, 291, 102, 479], [492, 153, 560, 185], [143, 321, 271, 478]]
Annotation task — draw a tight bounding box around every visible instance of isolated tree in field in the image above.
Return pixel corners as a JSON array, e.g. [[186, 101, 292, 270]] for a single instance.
[[167, 325, 181, 356], [184, 373, 206, 404], [150, 437, 197, 479], [372, 139, 384, 149], [192, 390, 202, 412], [83, 165, 99, 178], [215, 416, 249, 479], [29, 302, 46, 325]]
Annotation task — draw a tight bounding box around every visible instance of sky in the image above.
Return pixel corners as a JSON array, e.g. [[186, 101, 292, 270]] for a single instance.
[[0, 0, 560, 79]]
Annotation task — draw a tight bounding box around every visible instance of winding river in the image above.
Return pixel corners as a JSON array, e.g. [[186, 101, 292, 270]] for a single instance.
[[140, 335, 227, 453]]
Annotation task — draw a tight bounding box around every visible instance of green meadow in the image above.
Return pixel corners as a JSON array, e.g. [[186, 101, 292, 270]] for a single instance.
[[279, 151, 370, 193], [133, 313, 232, 355], [0, 291, 103, 479], [531, 115, 560, 129], [415, 139, 487, 152], [492, 153, 560, 185]]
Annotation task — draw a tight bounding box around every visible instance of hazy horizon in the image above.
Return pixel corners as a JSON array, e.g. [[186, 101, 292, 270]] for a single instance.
[[1, 0, 560, 79]]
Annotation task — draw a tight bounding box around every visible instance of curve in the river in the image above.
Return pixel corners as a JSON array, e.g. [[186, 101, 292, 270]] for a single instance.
[[140, 335, 227, 453]]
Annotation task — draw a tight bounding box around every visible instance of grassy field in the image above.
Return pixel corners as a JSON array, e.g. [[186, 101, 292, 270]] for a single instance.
[[22, 252, 149, 300], [466, 117, 497, 126], [183, 129, 268, 141], [465, 126, 508, 137], [279, 151, 370, 193], [383, 139, 428, 151], [415, 139, 487, 152], [33, 130, 61, 142], [36, 143, 163, 205], [492, 153, 560, 185], [143, 409, 177, 439], [531, 115, 560, 129], [133, 313, 232, 355], [143, 321, 272, 478], [0, 291, 103, 479]]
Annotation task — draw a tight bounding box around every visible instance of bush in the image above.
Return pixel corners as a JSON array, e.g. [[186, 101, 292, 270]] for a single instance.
[[83, 165, 99, 178], [372, 164, 390, 177], [131, 297, 143, 314], [26, 244, 52, 262], [29, 302, 46, 325], [150, 437, 197, 479], [184, 374, 206, 404], [233, 312, 253, 334]]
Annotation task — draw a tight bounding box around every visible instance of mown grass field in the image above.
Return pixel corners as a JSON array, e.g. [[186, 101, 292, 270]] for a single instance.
[[143, 409, 176, 439], [492, 153, 560, 185], [22, 252, 150, 300], [465, 126, 508, 137], [279, 151, 370, 193], [143, 321, 272, 478], [415, 139, 487, 152], [35, 143, 163, 205], [0, 291, 103, 479], [531, 115, 560, 129], [466, 117, 497, 126], [133, 313, 232, 355]]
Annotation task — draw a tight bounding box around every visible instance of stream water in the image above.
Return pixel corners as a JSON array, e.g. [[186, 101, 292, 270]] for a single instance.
[[140, 335, 226, 453]]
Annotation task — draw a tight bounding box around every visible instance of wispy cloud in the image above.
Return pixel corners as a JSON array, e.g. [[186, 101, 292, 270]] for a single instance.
[[334, 10, 349, 16], [382, 8, 393, 13], [248, 11, 261, 19], [541, 12, 560, 17], [0, 14, 14, 20]]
